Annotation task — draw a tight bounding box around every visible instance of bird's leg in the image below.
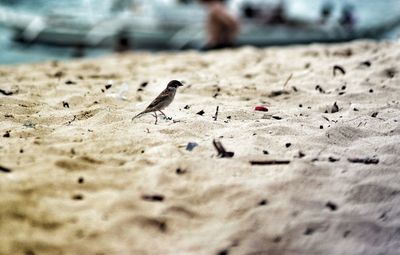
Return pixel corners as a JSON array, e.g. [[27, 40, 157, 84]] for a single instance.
[[159, 110, 168, 119], [152, 112, 158, 125]]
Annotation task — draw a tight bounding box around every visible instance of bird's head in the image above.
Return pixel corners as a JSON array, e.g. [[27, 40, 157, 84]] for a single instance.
[[167, 80, 183, 88]]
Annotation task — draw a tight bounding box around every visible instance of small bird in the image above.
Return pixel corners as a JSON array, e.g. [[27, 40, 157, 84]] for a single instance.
[[132, 80, 183, 124]]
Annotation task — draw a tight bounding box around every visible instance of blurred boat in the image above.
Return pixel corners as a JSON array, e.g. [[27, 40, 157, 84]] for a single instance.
[[237, 17, 400, 46], [0, 3, 399, 50], [0, 3, 205, 49]]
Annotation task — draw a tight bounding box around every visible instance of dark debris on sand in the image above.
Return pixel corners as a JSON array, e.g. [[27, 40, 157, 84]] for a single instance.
[[269, 90, 290, 97], [0, 88, 17, 96], [298, 151, 306, 158], [65, 80, 76, 85], [315, 85, 326, 94], [384, 67, 397, 78], [250, 160, 290, 165], [326, 201, 338, 211], [176, 168, 187, 175], [331, 102, 339, 113], [213, 106, 219, 121], [0, 165, 12, 173], [213, 139, 234, 158], [258, 199, 268, 206], [142, 194, 165, 202], [53, 71, 64, 78], [3, 130, 10, 137], [328, 157, 339, 162], [348, 157, 379, 164], [360, 61, 371, 67], [72, 194, 84, 200], [333, 65, 346, 76]]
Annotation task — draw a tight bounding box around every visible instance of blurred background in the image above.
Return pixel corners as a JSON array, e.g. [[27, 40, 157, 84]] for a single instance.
[[0, 0, 399, 65]]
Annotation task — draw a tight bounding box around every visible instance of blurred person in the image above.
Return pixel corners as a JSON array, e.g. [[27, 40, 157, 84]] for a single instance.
[[114, 28, 131, 52], [199, 0, 240, 50], [240, 0, 299, 27], [320, 1, 334, 25], [72, 43, 86, 58], [242, 3, 259, 19], [339, 4, 356, 31], [268, 0, 286, 24]]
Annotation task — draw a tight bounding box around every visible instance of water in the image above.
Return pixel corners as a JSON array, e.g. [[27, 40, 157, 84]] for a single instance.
[[0, 27, 112, 65], [286, 0, 400, 28], [0, 0, 399, 65], [0, 0, 114, 65], [0, 0, 112, 15]]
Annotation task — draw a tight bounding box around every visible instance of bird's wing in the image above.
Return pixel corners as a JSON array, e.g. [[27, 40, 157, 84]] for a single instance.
[[144, 88, 170, 112]]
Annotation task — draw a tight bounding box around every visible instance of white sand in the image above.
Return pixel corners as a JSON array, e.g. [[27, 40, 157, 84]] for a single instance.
[[1, 40, 400, 255]]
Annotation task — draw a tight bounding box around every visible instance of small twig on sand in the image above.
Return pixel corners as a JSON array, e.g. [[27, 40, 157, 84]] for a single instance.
[[250, 160, 290, 165], [283, 73, 293, 89], [333, 65, 346, 76], [322, 116, 330, 122], [141, 194, 164, 202], [269, 90, 290, 97], [65, 115, 77, 126], [212, 139, 234, 158], [348, 157, 379, 164], [0, 165, 12, 173], [213, 106, 219, 121], [0, 89, 15, 96]]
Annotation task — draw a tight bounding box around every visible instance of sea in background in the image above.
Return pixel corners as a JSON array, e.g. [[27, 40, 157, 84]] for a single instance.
[[0, 0, 118, 65], [0, 0, 399, 65]]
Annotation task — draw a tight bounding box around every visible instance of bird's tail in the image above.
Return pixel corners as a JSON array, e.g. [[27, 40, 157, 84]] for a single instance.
[[131, 111, 145, 121]]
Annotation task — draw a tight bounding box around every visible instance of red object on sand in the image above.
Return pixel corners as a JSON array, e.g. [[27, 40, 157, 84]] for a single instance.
[[255, 106, 268, 112]]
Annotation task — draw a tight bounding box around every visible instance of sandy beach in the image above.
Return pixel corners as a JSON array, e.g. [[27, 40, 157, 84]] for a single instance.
[[1, 40, 400, 255]]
